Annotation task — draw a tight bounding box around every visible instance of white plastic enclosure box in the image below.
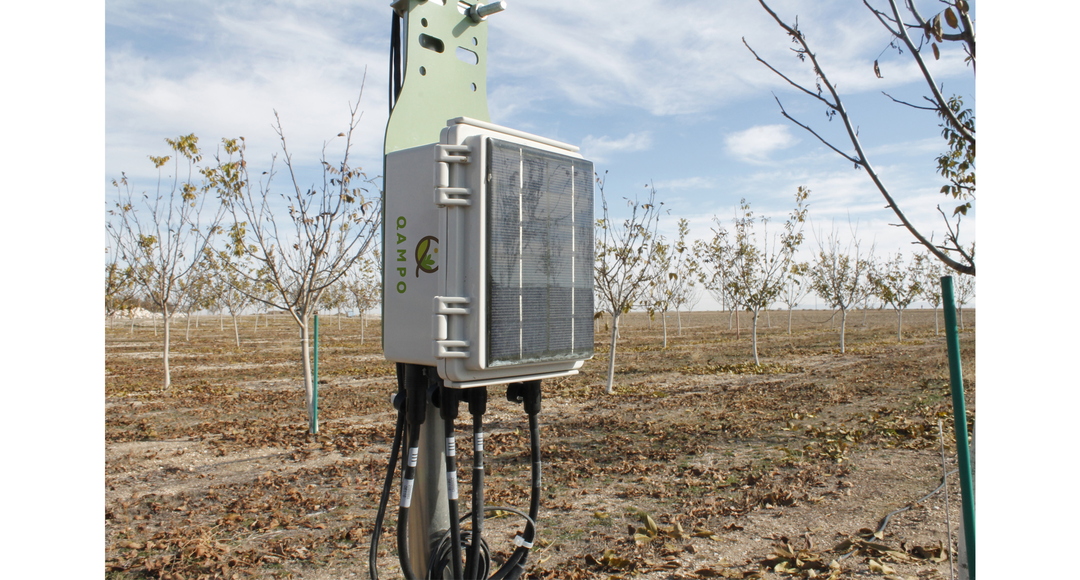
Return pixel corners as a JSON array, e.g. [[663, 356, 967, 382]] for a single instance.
[[383, 117, 595, 388]]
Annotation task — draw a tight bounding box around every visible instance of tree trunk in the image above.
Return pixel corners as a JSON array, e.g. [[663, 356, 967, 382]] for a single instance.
[[766, 309, 772, 329], [839, 307, 847, 354], [896, 308, 903, 342], [232, 314, 241, 348], [735, 309, 741, 340], [751, 308, 760, 366], [958, 307, 964, 330], [787, 306, 793, 335], [300, 320, 317, 433], [661, 311, 668, 349], [605, 313, 621, 395], [360, 311, 366, 345], [676, 309, 683, 336], [162, 305, 171, 389], [186, 312, 192, 341]]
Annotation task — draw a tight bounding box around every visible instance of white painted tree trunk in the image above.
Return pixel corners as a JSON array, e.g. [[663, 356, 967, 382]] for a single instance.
[[300, 322, 316, 433], [787, 306, 793, 335], [605, 313, 621, 395], [839, 307, 848, 354], [231, 314, 241, 348], [162, 305, 171, 388], [751, 309, 761, 366], [661, 311, 668, 349], [896, 308, 903, 342]]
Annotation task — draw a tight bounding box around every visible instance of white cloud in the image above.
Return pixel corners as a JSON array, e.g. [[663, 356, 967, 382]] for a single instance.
[[724, 124, 799, 163], [580, 132, 652, 162]]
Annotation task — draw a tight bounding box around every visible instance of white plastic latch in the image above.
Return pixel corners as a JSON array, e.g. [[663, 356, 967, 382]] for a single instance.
[[435, 144, 472, 207], [434, 296, 471, 359]]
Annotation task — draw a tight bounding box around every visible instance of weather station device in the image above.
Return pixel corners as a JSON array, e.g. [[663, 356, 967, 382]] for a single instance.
[[370, 1, 595, 579]]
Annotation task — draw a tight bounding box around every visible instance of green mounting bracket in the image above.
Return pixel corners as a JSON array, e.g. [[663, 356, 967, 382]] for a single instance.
[[384, 0, 495, 155]]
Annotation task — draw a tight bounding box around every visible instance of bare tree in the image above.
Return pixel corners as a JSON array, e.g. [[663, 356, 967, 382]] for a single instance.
[[745, 0, 975, 275], [917, 250, 944, 334], [594, 176, 664, 394], [213, 94, 382, 433], [343, 251, 381, 345], [777, 261, 812, 335], [694, 230, 734, 332], [107, 135, 224, 388], [105, 243, 137, 322], [720, 188, 808, 365], [666, 218, 700, 337], [869, 251, 923, 342], [641, 220, 693, 348], [953, 272, 975, 330], [202, 248, 257, 348], [809, 227, 875, 353]]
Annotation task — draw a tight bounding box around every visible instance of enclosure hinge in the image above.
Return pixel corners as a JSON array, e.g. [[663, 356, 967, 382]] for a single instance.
[[435, 144, 473, 207], [434, 296, 471, 359]]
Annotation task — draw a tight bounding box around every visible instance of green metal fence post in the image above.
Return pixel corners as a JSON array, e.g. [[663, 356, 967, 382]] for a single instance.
[[941, 276, 975, 579]]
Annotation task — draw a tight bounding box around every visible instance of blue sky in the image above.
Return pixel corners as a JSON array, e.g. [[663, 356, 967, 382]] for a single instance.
[[104, 0, 975, 309]]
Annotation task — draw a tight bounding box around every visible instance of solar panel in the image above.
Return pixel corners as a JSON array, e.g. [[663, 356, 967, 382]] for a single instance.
[[486, 138, 594, 366]]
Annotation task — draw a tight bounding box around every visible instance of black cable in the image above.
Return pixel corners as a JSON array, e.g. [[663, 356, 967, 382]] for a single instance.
[[389, 10, 402, 114], [396, 364, 428, 580], [491, 381, 543, 580], [438, 387, 464, 580], [368, 391, 405, 580], [466, 388, 488, 580]]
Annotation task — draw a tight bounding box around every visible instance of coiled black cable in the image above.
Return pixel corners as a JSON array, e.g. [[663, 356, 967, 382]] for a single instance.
[[372, 376, 543, 580]]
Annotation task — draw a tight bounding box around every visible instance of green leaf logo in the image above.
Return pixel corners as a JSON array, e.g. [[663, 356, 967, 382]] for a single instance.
[[414, 236, 439, 277]]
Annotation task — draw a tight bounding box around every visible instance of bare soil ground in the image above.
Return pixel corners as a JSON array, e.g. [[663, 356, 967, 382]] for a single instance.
[[105, 308, 974, 580]]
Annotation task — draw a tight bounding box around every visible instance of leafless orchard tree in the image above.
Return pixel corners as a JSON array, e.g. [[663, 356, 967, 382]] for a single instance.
[[202, 248, 258, 348], [107, 134, 225, 388], [809, 226, 875, 353], [594, 176, 664, 394], [641, 218, 695, 348], [745, 0, 975, 275], [105, 241, 137, 324], [343, 251, 381, 345], [777, 261, 812, 335], [668, 219, 700, 337], [694, 230, 734, 333], [917, 250, 945, 334], [719, 188, 808, 365], [213, 93, 382, 434], [953, 271, 974, 330], [869, 251, 923, 342]]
